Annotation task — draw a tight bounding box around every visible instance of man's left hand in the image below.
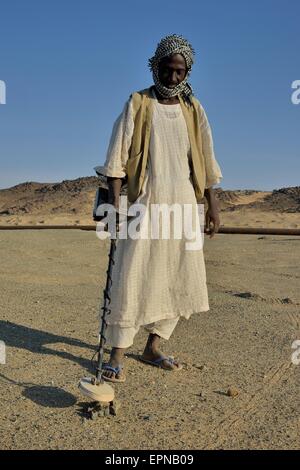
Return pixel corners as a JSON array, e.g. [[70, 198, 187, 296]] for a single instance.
[[205, 205, 220, 238]]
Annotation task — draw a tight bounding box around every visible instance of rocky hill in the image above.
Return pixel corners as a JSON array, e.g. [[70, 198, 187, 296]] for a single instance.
[[0, 177, 299, 227]]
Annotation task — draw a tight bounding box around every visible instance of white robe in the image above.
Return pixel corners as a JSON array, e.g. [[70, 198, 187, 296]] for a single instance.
[[95, 89, 223, 329]]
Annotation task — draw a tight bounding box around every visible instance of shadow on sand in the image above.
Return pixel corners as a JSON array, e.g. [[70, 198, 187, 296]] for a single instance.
[[0, 320, 112, 408]]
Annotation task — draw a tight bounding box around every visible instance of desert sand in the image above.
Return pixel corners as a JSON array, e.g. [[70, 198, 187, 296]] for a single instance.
[[0, 228, 299, 450]]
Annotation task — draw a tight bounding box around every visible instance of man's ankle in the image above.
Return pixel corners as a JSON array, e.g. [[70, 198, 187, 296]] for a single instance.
[[110, 347, 125, 362], [145, 333, 161, 353]]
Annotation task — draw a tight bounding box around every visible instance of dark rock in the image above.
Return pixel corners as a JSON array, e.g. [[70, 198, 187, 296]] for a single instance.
[[109, 399, 120, 416]]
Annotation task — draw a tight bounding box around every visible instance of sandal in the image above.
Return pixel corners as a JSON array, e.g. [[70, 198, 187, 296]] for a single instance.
[[139, 355, 183, 371], [101, 363, 126, 383]]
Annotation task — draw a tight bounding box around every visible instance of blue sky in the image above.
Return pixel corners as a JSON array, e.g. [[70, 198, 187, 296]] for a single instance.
[[0, 0, 299, 190]]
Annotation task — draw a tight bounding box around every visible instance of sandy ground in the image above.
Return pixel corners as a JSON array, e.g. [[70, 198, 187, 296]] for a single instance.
[[1, 209, 300, 229], [220, 210, 300, 229], [0, 229, 299, 450]]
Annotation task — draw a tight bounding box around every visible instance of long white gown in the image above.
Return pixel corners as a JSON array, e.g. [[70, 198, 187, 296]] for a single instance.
[[95, 88, 223, 331]]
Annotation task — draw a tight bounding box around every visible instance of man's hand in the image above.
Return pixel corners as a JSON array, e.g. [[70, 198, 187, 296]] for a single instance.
[[205, 205, 220, 238], [204, 188, 220, 238]]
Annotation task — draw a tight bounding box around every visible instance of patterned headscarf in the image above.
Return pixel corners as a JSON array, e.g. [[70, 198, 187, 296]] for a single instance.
[[148, 34, 195, 100]]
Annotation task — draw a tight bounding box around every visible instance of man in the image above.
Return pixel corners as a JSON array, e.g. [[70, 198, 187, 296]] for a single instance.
[[95, 34, 223, 382]]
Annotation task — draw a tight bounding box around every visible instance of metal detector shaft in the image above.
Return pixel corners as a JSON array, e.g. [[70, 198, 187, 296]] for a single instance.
[[95, 236, 117, 381]]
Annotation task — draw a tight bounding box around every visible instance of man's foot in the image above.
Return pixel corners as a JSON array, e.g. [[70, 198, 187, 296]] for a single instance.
[[141, 334, 182, 370], [101, 347, 126, 382]]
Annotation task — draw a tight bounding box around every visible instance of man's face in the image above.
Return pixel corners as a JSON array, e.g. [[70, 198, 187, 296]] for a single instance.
[[158, 53, 187, 88]]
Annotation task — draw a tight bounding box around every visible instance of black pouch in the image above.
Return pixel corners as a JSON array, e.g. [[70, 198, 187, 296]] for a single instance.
[[93, 186, 109, 221], [92, 177, 128, 223]]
